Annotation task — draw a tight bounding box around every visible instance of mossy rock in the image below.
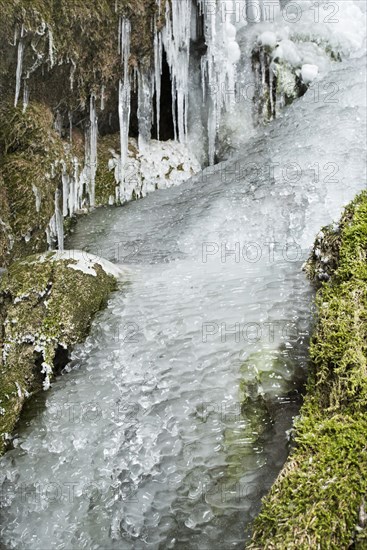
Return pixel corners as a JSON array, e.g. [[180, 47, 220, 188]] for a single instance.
[[0, 0, 167, 113], [95, 133, 120, 206], [304, 192, 367, 285], [0, 102, 72, 266], [0, 250, 120, 455], [249, 191, 367, 548]]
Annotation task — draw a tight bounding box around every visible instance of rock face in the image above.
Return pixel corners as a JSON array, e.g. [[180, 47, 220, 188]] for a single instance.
[[0, 0, 167, 114], [249, 191, 367, 549], [0, 103, 70, 266], [0, 251, 120, 455]]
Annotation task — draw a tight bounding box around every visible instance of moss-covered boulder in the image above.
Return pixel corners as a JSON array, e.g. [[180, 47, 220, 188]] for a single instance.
[[248, 191, 367, 549], [0, 250, 120, 455]]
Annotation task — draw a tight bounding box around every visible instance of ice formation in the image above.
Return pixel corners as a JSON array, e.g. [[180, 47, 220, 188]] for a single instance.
[[110, 137, 200, 201], [87, 95, 98, 208], [153, 26, 163, 140], [240, 0, 367, 127], [12, 0, 366, 251], [118, 16, 131, 200], [47, 189, 64, 251], [2, 45, 366, 548], [162, 0, 192, 142]]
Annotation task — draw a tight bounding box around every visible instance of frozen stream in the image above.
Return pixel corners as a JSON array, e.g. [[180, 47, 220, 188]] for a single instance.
[[0, 56, 366, 549]]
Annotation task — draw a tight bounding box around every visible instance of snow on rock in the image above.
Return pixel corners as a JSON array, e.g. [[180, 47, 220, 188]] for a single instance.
[[108, 137, 200, 203], [257, 31, 277, 49], [301, 64, 319, 85], [254, 0, 367, 70], [248, 0, 366, 126], [36, 250, 126, 279], [273, 39, 302, 66]]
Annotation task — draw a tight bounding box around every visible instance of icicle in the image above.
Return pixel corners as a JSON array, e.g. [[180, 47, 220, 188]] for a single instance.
[[161, 0, 192, 142], [70, 59, 76, 91], [22, 79, 29, 112], [137, 70, 153, 152], [48, 29, 55, 68], [101, 85, 105, 110], [55, 195, 64, 250], [68, 157, 84, 216], [88, 95, 98, 207], [54, 110, 62, 135], [49, 189, 64, 251], [69, 158, 78, 215], [153, 26, 162, 140], [118, 17, 131, 201], [32, 184, 41, 213], [61, 163, 69, 217], [118, 79, 131, 199], [14, 25, 25, 107], [118, 16, 122, 56], [11, 27, 17, 47], [68, 111, 73, 143], [199, 0, 241, 164]]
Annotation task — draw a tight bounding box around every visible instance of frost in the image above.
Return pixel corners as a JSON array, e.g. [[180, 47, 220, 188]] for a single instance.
[[41, 363, 53, 391]]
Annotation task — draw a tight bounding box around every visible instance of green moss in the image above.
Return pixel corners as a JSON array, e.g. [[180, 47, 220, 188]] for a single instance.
[[95, 133, 120, 206], [249, 413, 367, 549], [0, 252, 117, 455], [0, 0, 167, 108], [248, 191, 367, 549], [0, 102, 71, 265]]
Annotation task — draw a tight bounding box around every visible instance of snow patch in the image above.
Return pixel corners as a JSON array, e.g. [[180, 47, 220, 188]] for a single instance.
[[301, 64, 319, 84], [36, 250, 125, 279]]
